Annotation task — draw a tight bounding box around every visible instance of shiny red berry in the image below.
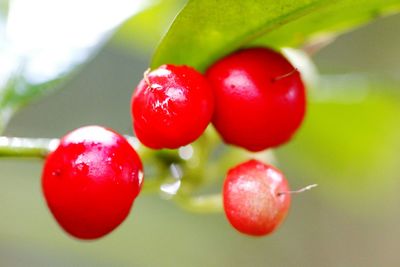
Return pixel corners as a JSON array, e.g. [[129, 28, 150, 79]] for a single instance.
[[223, 160, 291, 236], [42, 126, 143, 240], [206, 47, 306, 151], [132, 64, 214, 149]]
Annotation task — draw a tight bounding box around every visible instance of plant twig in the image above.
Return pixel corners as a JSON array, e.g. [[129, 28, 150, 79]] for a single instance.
[[0, 137, 59, 158], [174, 193, 223, 214]]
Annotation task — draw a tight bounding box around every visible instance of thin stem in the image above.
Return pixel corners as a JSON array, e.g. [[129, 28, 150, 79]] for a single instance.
[[174, 193, 223, 214], [278, 184, 318, 196], [143, 68, 151, 87], [0, 137, 59, 158], [271, 68, 298, 82]]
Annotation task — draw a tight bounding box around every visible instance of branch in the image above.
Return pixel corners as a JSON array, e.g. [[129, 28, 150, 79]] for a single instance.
[[0, 137, 59, 158]]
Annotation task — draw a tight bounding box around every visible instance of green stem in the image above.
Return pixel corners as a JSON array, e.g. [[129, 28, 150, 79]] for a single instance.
[[141, 179, 168, 194], [174, 193, 223, 214], [0, 135, 149, 159], [0, 137, 58, 158]]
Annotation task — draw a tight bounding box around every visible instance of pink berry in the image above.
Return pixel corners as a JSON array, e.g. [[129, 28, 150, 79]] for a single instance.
[[223, 159, 291, 236]]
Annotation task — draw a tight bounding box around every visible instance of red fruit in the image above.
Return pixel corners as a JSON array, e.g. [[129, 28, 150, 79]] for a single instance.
[[42, 126, 143, 239], [132, 64, 214, 149], [223, 160, 291, 236], [206, 47, 306, 151]]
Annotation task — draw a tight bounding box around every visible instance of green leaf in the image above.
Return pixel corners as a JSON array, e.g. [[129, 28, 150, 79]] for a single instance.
[[0, 1, 149, 133], [151, 0, 400, 71], [112, 0, 186, 54]]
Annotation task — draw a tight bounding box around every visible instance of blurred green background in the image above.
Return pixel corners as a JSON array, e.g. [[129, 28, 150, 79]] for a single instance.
[[1, 1, 400, 266]]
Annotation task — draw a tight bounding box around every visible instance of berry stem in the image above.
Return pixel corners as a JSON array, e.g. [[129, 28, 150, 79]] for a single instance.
[[271, 68, 298, 82], [277, 183, 318, 196], [0, 136, 59, 158], [143, 68, 152, 87], [174, 193, 223, 213]]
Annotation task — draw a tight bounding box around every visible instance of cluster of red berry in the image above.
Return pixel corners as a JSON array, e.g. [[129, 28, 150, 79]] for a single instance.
[[41, 47, 306, 240]]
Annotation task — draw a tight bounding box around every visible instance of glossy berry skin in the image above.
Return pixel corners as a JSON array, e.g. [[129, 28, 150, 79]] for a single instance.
[[223, 160, 291, 236], [206, 47, 306, 151], [132, 64, 214, 149], [42, 126, 143, 240]]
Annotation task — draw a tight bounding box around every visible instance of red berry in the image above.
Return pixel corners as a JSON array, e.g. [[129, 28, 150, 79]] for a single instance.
[[223, 160, 291, 236], [206, 47, 306, 151], [42, 126, 143, 239], [132, 64, 214, 149]]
